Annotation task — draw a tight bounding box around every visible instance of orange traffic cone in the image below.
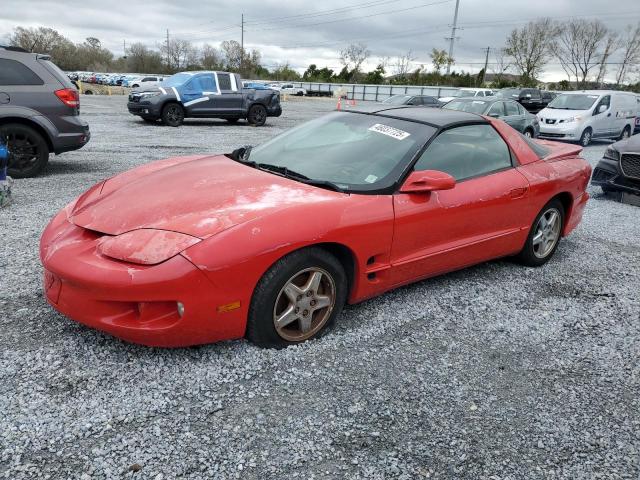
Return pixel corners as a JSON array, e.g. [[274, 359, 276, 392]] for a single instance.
[[336, 97, 342, 110], [350, 98, 356, 106]]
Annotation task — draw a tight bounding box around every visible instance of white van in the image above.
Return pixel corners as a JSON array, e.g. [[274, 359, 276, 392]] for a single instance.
[[537, 90, 636, 146]]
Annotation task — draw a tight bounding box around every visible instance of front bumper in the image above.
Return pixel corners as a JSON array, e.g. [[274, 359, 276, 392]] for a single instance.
[[40, 208, 246, 347], [267, 104, 282, 117], [127, 100, 162, 117], [591, 157, 640, 195], [538, 122, 580, 141]]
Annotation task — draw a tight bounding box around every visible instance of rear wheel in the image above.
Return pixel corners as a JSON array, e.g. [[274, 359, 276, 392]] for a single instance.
[[523, 128, 534, 138], [0, 123, 49, 178], [516, 199, 564, 267], [579, 128, 592, 147], [246, 248, 347, 348], [161, 103, 184, 127], [247, 104, 267, 126], [619, 125, 631, 141]]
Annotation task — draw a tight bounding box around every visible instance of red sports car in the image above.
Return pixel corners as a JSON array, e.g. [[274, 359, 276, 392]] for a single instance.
[[40, 106, 591, 348]]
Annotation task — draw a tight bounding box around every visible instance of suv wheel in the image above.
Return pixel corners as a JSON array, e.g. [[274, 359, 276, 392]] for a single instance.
[[247, 104, 267, 126], [161, 103, 184, 127], [1, 124, 50, 178]]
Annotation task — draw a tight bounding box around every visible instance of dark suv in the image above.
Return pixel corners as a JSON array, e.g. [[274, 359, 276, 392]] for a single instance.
[[0, 46, 90, 177]]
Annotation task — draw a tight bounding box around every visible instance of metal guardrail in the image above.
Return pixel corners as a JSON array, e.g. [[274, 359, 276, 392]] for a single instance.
[[276, 81, 461, 101]]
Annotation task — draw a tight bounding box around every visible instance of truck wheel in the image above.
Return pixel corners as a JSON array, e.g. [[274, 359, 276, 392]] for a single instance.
[[619, 126, 631, 141], [1, 123, 49, 178], [161, 103, 184, 127], [247, 105, 267, 126]]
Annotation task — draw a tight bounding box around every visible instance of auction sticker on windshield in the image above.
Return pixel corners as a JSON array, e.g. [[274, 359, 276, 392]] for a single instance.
[[368, 124, 410, 140]]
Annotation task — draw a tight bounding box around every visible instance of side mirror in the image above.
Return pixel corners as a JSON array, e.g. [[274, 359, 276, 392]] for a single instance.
[[400, 170, 456, 193], [598, 104, 607, 114], [488, 112, 501, 118]]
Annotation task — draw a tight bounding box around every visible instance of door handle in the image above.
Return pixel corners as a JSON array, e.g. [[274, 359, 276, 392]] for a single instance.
[[607, 113, 611, 117], [509, 187, 527, 199]]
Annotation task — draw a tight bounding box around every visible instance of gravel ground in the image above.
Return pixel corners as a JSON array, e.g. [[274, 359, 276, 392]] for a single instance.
[[1, 96, 639, 480]]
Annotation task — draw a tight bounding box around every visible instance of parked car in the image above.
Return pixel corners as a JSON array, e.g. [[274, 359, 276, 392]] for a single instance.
[[129, 76, 164, 88], [443, 96, 539, 137], [496, 88, 554, 114], [381, 94, 443, 107], [537, 90, 637, 146], [41, 106, 591, 348], [438, 88, 494, 103], [127, 70, 282, 126], [243, 82, 274, 90], [591, 133, 640, 195], [274, 83, 307, 96], [634, 94, 640, 133], [0, 45, 90, 178]]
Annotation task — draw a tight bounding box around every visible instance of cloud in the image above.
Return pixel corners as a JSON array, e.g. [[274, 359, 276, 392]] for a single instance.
[[1, 0, 638, 81]]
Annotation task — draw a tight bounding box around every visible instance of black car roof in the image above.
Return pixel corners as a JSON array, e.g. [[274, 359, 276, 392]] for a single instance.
[[341, 104, 486, 128]]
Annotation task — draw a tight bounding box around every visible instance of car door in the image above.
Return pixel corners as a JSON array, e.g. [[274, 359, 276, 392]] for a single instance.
[[486, 101, 506, 120], [214, 72, 243, 115], [181, 76, 210, 116], [390, 123, 530, 286], [592, 95, 612, 138], [503, 101, 526, 132]]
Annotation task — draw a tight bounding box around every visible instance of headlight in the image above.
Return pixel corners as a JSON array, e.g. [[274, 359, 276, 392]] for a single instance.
[[139, 91, 162, 98], [603, 148, 619, 162], [559, 116, 581, 123], [97, 229, 200, 265]]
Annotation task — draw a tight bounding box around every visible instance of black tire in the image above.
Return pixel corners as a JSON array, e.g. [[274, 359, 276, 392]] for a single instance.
[[523, 128, 534, 138], [246, 248, 348, 348], [296, 91, 304, 96], [247, 104, 267, 126], [579, 128, 592, 147], [515, 199, 565, 267], [619, 125, 631, 141], [226, 118, 240, 124], [161, 103, 184, 127], [0, 123, 49, 178]]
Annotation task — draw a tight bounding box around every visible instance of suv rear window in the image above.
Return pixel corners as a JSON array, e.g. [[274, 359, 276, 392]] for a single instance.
[[0, 59, 44, 86]]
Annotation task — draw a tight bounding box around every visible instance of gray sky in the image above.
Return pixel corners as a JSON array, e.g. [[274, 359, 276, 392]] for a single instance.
[[2, 0, 639, 81]]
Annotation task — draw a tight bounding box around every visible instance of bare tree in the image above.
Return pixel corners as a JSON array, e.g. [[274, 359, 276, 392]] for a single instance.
[[490, 48, 511, 82], [504, 18, 557, 81], [596, 32, 620, 85], [616, 23, 640, 86], [200, 44, 223, 71], [553, 19, 608, 88], [160, 38, 197, 71], [393, 50, 415, 77], [339, 43, 370, 72]]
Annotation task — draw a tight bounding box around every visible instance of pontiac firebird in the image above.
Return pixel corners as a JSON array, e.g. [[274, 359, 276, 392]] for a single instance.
[[40, 106, 592, 348]]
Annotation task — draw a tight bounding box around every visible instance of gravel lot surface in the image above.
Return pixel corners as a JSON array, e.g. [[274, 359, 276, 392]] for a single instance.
[[1, 96, 639, 479]]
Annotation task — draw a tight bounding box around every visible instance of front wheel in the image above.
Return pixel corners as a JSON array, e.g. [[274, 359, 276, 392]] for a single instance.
[[579, 128, 592, 147], [523, 128, 534, 138], [161, 103, 184, 127], [0, 123, 50, 178], [515, 199, 564, 267], [619, 126, 631, 141], [247, 104, 267, 126], [246, 248, 348, 348]]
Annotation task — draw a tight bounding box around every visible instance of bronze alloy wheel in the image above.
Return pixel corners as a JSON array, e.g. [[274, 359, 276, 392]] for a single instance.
[[532, 207, 562, 259], [273, 267, 336, 342]]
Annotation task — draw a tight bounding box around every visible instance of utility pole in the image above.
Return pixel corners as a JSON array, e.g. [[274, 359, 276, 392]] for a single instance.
[[123, 39, 127, 59], [480, 46, 490, 85], [445, 0, 461, 75], [166, 29, 170, 71], [240, 14, 244, 72]]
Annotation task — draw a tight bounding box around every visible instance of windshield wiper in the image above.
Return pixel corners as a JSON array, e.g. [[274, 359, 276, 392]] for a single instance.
[[258, 164, 346, 192]]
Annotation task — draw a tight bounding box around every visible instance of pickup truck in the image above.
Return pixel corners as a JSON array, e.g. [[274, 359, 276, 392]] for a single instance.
[[127, 71, 282, 127], [496, 88, 556, 114]]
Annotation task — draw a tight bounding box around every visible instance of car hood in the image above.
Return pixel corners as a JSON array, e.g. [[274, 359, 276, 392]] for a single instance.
[[612, 133, 640, 152], [70, 155, 344, 238], [538, 107, 589, 119]]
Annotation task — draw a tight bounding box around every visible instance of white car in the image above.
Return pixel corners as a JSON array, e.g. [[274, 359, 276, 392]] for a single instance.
[[273, 83, 307, 96], [129, 76, 165, 89], [537, 90, 637, 146], [439, 88, 494, 103]]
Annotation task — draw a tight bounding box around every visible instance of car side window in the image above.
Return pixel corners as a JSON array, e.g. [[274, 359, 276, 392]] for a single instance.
[[487, 102, 504, 117], [142, 77, 155, 82], [505, 101, 520, 116], [217, 73, 232, 91], [596, 95, 611, 112], [413, 124, 512, 181], [199, 75, 217, 92], [0, 59, 44, 86]]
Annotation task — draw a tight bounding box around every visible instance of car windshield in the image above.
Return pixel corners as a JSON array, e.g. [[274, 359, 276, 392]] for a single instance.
[[548, 94, 599, 110], [496, 89, 520, 98], [161, 73, 193, 87], [246, 111, 435, 192], [382, 95, 412, 105], [443, 99, 488, 114]]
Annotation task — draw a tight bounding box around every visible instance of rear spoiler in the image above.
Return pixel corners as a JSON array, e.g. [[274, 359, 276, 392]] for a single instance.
[[536, 140, 583, 161]]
